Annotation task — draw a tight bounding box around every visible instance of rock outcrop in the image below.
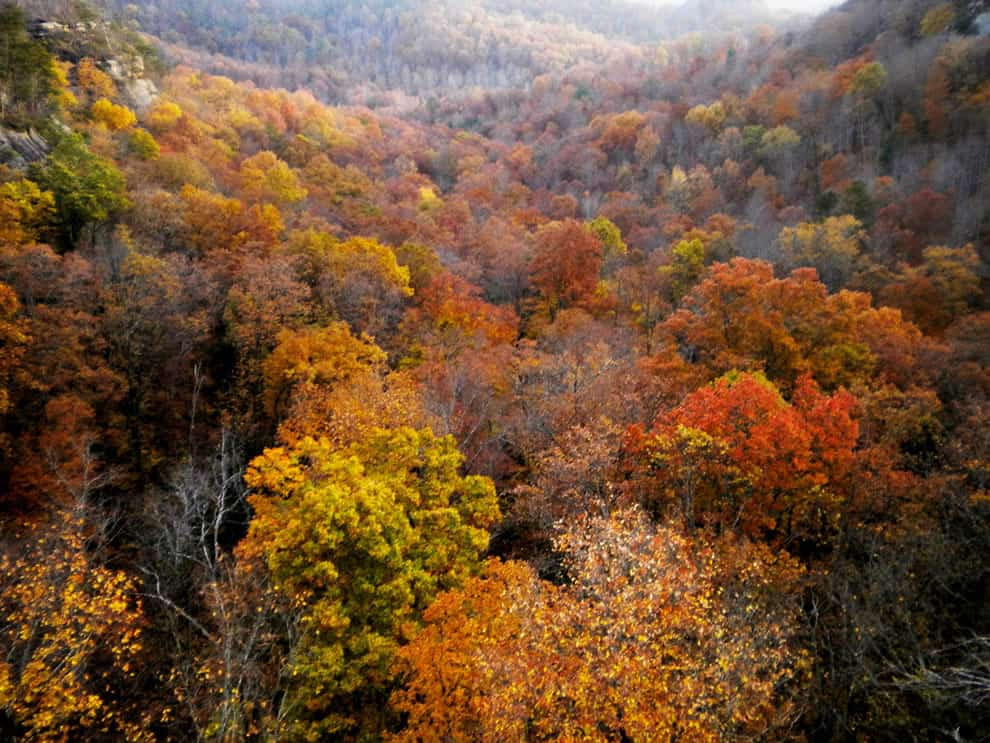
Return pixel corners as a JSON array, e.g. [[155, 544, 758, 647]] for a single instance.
[[27, 16, 160, 111], [0, 126, 49, 169], [103, 54, 159, 111]]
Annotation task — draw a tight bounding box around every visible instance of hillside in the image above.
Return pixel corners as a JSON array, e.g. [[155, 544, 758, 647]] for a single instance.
[[0, 0, 989, 740], [79, 0, 809, 107]]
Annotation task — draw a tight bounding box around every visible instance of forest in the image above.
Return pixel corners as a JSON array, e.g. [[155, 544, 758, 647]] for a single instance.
[[0, 0, 988, 740]]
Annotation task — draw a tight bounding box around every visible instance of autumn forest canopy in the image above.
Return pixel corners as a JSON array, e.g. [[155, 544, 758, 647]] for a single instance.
[[0, 0, 988, 740]]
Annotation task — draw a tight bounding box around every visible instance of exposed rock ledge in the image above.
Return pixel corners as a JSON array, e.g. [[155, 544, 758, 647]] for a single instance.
[[102, 52, 160, 111], [122, 77, 159, 111], [27, 17, 160, 112], [0, 127, 49, 170]]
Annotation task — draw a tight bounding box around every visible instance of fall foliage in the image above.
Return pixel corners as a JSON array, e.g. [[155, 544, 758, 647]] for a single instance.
[[0, 0, 988, 739]]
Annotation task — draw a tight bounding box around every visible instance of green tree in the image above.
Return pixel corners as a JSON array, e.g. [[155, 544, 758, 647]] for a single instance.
[[839, 181, 874, 228], [127, 128, 160, 161], [239, 151, 307, 205], [0, 4, 58, 122], [240, 427, 500, 740], [29, 133, 128, 246], [850, 62, 888, 100], [586, 215, 627, 267], [664, 237, 706, 303], [760, 125, 801, 157]]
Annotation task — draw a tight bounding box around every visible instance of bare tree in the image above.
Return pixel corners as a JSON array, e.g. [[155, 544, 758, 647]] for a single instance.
[[140, 429, 295, 742]]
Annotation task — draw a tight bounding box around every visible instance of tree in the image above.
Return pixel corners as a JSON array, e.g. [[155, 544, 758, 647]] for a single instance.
[[594, 110, 646, 154], [239, 151, 308, 206], [75, 57, 117, 100], [685, 101, 726, 133], [879, 245, 982, 334], [0, 4, 58, 121], [98, 240, 213, 479], [399, 270, 518, 361], [0, 281, 26, 421], [240, 428, 500, 739], [838, 181, 874, 228], [177, 186, 248, 256], [776, 215, 864, 290], [393, 510, 808, 742], [137, 430, 285, 743], [760, 125, 801, 156], [0, 179, 55, 245], [850, 62, 887, 101], [659, 258, 930, 392], [923, 58, 951, 138], [389, 559, 538, 743], [29, 133, 128, 246], [636, 372, 858, 543], [920, 3, 955, 36], [127, 128, 160, 160], [506, 417, 625, 558], [90, 98, 137, 131], [145, 100, 183, 132], [392, 242, 441, 293], [261, 322, 386, 421], [7, 394, 118, 508], [285, 230, 412, 338], [0, 507, 148, 740], [222, 254, 312, 427], [528, 219, 604, 320], [663, 237, 707, 303], [586, 215, 627, 267]]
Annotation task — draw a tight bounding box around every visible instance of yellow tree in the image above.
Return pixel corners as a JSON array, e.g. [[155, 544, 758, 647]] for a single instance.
[[879, 245, 982, 334], [261, 321, 386, 420], [0, 179, 54, 245], [776, 215, 864, 290], [685, 101, 727, 134], [90, 98, 137, 131], [145, 101, 183, 132], [239, 151, 307, 206], [277, 367, 432, 451], [240, 428, 500, 740], [75, 58, 116, 99], [920, 3, 955, 36], [0, 509, 148, 741], [284, 229, 412, 337]]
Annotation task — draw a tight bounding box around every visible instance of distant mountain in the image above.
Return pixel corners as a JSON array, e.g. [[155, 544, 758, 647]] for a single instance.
[[67, 0, 818, 107], [666, 0, 777, 31]]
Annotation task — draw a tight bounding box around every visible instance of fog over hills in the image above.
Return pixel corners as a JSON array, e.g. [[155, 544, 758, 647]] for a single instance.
[[68, 0, 828, 105]]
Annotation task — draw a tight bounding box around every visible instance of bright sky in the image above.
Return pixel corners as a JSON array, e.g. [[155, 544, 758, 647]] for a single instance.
[[764, 0, 843, 12]]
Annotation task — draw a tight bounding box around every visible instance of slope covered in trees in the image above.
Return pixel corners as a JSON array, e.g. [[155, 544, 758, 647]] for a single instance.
[[0, 0, 989, 740], [80, 0, 811, 108]]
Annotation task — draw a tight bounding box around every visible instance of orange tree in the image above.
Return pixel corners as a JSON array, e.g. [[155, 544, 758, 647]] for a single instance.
[[631, 371, 858, 544], [391, 509, 808, 742]]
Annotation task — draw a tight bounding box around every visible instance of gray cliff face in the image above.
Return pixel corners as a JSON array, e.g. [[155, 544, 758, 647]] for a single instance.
[[103, 54, 159, 111], [0, 127, 49, 169], [27, 16, 160, 111], [122, 77, 158, 110]]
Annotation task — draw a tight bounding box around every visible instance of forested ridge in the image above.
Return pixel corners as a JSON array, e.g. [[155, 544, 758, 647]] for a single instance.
[[0, 0, 989, 740]]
